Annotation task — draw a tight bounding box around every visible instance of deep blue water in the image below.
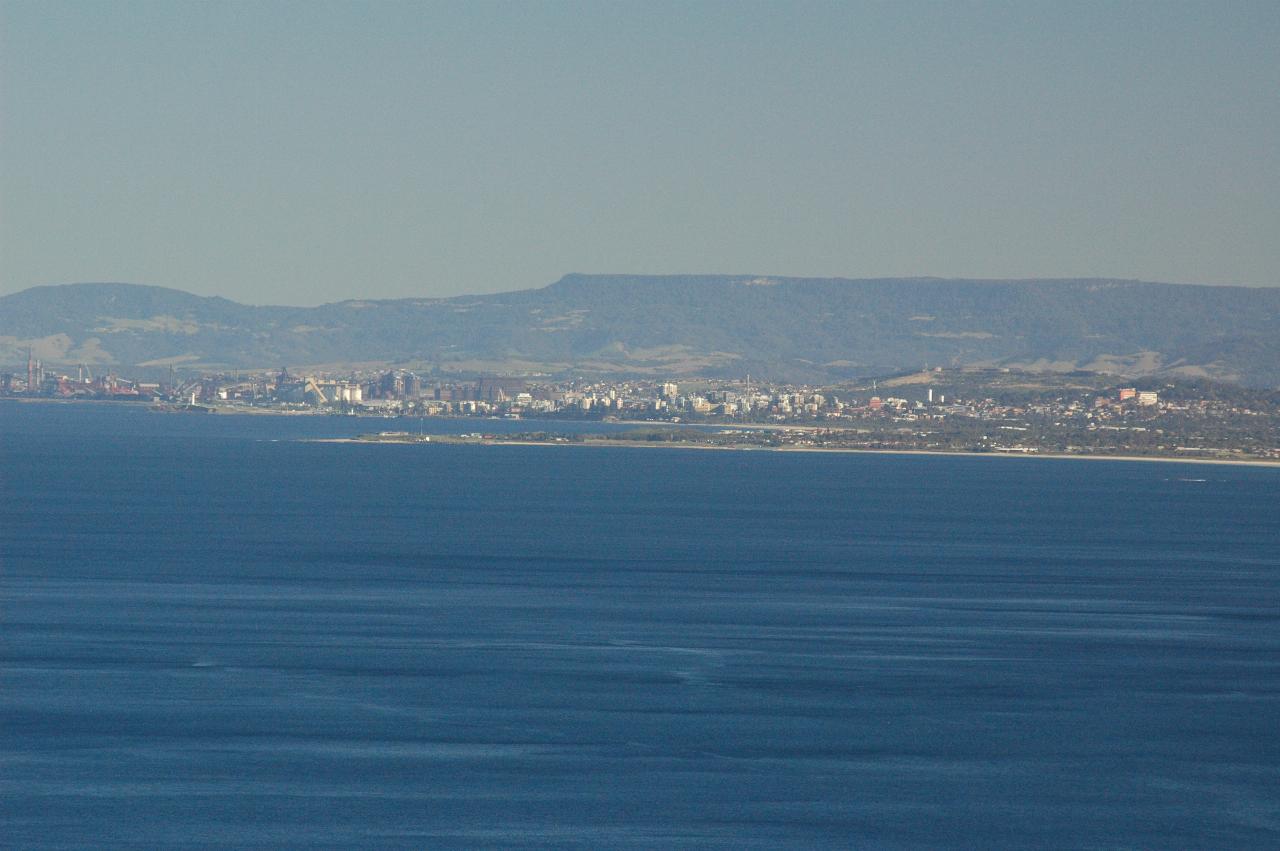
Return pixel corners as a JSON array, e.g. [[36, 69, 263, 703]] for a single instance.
[[3, 401, 1279, 848]]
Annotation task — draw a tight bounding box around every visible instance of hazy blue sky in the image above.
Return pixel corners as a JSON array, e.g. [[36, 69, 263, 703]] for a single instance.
[[2, 1, 1277, 304]]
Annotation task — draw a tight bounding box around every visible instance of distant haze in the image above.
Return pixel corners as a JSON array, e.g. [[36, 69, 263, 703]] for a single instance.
[[5, 276, 1280, 386], [2, 2, 1278, 304]]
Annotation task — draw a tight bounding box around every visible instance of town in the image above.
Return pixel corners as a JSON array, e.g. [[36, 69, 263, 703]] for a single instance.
[[5, 351, 1279, 462]]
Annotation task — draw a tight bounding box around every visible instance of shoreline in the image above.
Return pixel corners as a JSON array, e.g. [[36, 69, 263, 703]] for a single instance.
[[8, 398, 1275, 468], [308, 436, 1280, 469]]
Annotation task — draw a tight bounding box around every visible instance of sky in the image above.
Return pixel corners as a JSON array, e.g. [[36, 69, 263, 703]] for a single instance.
[[1, 1, 1278, 305]]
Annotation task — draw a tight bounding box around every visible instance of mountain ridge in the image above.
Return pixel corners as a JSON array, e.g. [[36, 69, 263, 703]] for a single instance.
[[3, 275, 1279, 386]]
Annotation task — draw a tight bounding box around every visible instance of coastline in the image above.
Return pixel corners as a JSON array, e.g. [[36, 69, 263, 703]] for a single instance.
[[7, 398, 1274, 468], [308, 436, 1280, 469]]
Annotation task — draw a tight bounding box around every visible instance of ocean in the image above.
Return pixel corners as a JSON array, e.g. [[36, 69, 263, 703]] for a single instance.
[[2, 402, 1278, 848]]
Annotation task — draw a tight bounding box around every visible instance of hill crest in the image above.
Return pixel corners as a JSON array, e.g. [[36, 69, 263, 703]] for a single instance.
[[3, 275, 1278, 386]]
